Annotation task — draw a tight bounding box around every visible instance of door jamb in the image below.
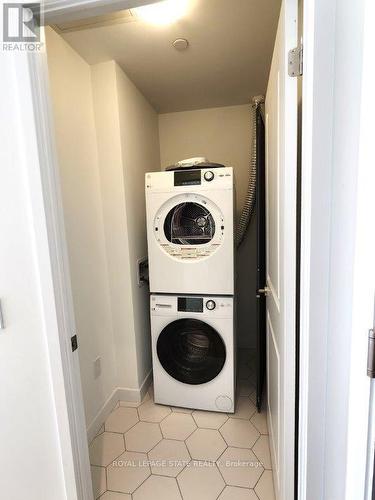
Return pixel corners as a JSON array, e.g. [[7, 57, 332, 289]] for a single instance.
[[25, 1, 167, 499], [298, 0, 374, 498], [28, 0, 332, 498]]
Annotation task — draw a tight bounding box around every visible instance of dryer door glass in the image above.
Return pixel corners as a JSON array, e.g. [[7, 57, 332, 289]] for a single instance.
[[164, 202, 215, 245], [157, 318, 226, 385]]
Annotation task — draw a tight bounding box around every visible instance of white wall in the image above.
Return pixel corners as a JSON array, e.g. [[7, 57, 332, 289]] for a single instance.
[[91, 60, 160, 394], [159, 105, 256, 347], [90, 61, 138, 393], [0, 52, 73, 500], [115, 64, 161, 386], [46, 28, 118, 428]]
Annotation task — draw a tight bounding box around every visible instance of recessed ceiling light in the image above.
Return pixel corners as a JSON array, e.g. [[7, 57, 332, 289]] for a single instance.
[[172, 38, 189, 50], [132, 0, 189, 26]]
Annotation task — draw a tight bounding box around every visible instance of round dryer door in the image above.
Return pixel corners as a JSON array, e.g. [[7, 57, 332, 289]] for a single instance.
[[154, 194, 225, 260], [164, 202, 215, 245], [156, 319, 226, 385]]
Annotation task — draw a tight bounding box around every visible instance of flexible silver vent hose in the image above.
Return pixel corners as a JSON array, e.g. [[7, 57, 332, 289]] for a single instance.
[[236, 95, 265, 247]]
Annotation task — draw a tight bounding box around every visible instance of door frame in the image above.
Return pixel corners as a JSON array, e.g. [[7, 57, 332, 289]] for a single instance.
[[298, 0, 375, 498], [25, 2, 164, 499], [14, 0, 372, 498]]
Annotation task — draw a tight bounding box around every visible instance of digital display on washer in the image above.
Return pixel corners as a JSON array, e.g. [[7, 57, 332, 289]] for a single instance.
[[178, 297, 203, 313], [174, 170, 201, 186]]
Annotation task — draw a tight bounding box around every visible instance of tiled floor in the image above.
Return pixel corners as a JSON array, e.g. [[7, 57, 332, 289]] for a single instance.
[[89, 350, 275, 500]]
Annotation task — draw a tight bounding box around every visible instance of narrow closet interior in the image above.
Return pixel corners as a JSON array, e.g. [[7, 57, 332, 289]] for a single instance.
[[44, 1, 281, 498]]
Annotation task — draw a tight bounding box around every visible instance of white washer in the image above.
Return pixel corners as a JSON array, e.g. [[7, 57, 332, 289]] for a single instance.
[[150, 294, 235, 413], [145, 167, 235, 295]]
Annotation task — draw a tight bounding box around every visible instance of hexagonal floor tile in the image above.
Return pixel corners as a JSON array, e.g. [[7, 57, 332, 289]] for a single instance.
[[148, 439, 190, 477], [160, 412, 197, 440], [89, 432, 125, 467], [252, 435, 272, 469], [255, 470, 275, 500], [138, 399, 171, 423], [172, 406, 194, 414], [105, 407, 139, 433], [250, 411, 268, 435], [106, 451, 150, 494], [218, 486, 258, 500], [230, 397, 257, 420], [124, 421, 162, 452], [177, 462, 225, 500], [100, 492, 131, 500], [133, 475, 182, 500], [217, 447, 263, 488], [186, 428, 227, 462], [220, 418, 260, 448], [192, 410, 228, 430], [119, 392, 151, 408], [249, 390, 257, 405], [91, 465, 106, 499]]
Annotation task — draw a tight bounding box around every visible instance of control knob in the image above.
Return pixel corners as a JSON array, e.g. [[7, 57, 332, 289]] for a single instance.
[[204, 171, 214, 182], [206, 300, 216, 310]]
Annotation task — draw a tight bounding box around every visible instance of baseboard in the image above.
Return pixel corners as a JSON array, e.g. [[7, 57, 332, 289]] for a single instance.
[[86, 369, 153, 443], [139, 369, 153, 401], [87, 388, 119, 444]]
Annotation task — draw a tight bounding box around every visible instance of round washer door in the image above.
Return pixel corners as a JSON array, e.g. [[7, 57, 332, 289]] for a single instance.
[[156, 319, 226, 385]]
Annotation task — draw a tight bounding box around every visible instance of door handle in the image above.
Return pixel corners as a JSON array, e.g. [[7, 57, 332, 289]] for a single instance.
[[257, 287, 270, 298]]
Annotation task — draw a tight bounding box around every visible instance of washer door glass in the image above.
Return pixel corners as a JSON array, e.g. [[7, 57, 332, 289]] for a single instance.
[[157, 319, 226, 385], [164, 202, 215, 245]]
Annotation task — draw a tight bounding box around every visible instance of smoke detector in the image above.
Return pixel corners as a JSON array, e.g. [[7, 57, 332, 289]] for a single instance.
[[172, 38, 189, 51]]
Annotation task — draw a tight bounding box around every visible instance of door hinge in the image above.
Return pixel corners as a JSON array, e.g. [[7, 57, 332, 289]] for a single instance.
[[288, 45, 303, 77], [71, 334, 78, 352], [256, 287, 270, 298], [367, 329, 375, 378]]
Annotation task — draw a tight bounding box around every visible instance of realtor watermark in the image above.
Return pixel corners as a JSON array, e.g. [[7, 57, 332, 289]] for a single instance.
[[111, 458, 264, 469], [2, 3, 44, 52]]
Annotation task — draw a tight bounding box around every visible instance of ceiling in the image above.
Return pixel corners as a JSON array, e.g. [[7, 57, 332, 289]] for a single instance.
[[58, 0, 281, 113]]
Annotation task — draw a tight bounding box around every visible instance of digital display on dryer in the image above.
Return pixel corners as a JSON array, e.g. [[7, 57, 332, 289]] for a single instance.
[[174, 171, 201, 186], [178, 297, 203, 313]]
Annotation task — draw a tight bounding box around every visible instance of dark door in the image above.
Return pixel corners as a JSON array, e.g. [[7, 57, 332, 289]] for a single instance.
[[256, 108, 266, 411]]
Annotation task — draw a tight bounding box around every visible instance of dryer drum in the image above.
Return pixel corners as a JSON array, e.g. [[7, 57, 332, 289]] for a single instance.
[[157, 318, 226, 385], [164, 202, 215, 245]]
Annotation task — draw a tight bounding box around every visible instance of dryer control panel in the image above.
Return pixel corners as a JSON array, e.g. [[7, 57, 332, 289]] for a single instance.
[[146, 167, 233, 191]]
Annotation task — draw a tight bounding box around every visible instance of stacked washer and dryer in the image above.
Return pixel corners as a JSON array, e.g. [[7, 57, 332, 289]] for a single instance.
[[145, 164, 236, 413]]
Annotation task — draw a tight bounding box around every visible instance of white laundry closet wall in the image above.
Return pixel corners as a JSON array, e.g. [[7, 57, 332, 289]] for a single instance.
[[46, 28, 160, 434], [159, 106, 257, 348], [46, 28, 118, 428], [91, 60, 160, 400]]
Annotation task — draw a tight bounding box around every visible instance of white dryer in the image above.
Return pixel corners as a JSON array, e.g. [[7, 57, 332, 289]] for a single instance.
[[150, 294, 235, 413], [145, 167, 235, 295]]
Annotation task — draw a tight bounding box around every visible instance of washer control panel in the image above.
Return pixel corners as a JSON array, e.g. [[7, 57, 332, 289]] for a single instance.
[[151, 295, 233, 318]]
